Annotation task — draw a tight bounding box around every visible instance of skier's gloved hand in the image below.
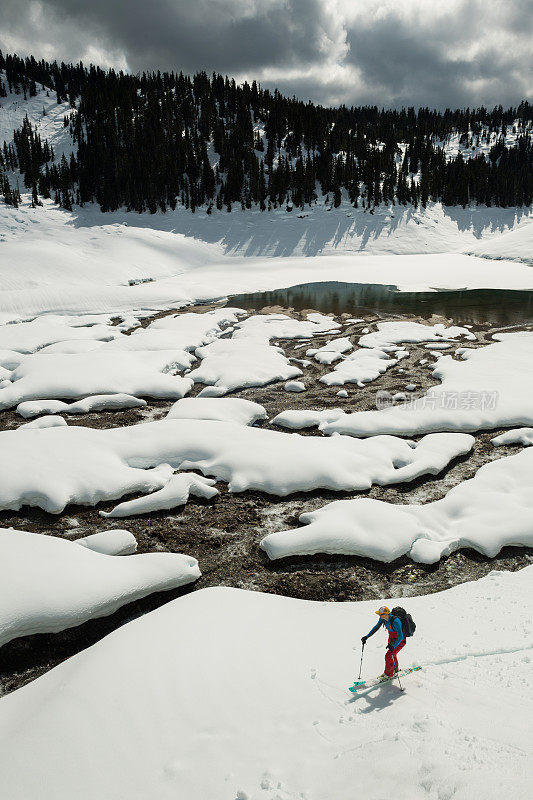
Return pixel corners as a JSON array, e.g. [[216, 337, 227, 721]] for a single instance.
[[361, 636, 367, 645], [386, 643, 395, 651]]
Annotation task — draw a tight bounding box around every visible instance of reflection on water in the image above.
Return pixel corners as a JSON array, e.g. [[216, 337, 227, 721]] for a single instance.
[[229, 282, 533, 325]]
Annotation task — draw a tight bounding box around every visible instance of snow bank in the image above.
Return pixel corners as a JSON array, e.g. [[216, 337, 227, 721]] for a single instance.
[[359, 321, 475, 350], [0, 568, 530, 800], [233, 312, 340, 342], [313, 336, 353, 364], [261, 447, 533, 563], [147, 307, 245, 349], [166, 397, 267, 426], [284, 380, 306, 392], [75, 529, 138, 556], [187, 312, 343, 393], [0, 527, 199, 648], [0, 318, 118, 353], [322, 332, 533, 436], [491, 428, 533, 447], [17, 393, 147, 418], [320, 347, 401, 387], [38, 339, 106, 354], [0, 349, 24, 369], [465, 217, 533, 264], [0, 420, 473, 512], [0, 351, 193, 409], [189, 337, 302, 393], [100, 474, 218, 518], [271, 408, 346, 429], [18, 415, 68, 430]]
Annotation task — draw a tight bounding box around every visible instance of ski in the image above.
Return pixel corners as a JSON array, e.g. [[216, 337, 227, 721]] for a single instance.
[[348, 666, 422, 694]]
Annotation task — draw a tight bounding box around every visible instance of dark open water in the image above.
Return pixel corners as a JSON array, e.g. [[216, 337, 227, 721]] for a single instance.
[[229, 281, 533, 325]]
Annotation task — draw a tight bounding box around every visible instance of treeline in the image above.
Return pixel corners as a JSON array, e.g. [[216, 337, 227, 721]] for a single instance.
[[1, 50, 532, 213]]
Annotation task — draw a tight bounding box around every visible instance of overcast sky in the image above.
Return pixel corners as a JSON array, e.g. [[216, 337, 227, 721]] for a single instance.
[[2, 0, 532, 109]]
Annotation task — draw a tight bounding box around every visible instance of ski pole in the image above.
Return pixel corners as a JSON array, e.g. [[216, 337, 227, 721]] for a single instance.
[[358, 642, 365, 681], [393, 651, 403, 692]]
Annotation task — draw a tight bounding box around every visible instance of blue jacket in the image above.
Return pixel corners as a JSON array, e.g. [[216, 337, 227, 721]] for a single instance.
[[366, 615, 404, 649]]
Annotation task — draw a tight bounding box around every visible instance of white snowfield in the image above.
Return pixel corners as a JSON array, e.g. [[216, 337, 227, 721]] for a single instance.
[[321, 332, 533, 437], [0, 528, 200, 648], [0, 351, 194, 409], [2, 198, 533, 324], [17, 393, 147, 418], [261, 446, 533, 563], [0, 568, 530, 800], [75, 529, 138, 556], [166, 397, 267, 426], [0, 420, 473, 512], [100, 473, 219, 518]]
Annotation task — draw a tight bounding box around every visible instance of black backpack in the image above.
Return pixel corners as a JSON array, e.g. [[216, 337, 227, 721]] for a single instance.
[[391, 607, 416, 637]]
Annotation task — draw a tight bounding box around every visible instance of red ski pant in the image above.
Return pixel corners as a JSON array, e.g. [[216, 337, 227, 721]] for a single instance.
[[384, 632, 406, 677]]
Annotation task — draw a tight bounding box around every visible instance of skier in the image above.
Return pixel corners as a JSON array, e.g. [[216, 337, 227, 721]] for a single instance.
[[361, 605, 405, 680]]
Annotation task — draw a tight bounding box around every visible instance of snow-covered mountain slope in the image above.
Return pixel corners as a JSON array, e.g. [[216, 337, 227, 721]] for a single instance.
[[0, 73, 75, 162], [0, 567, 530, 800]]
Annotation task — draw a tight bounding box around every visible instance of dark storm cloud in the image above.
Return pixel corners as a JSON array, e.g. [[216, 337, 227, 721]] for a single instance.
[[1, 0, 531, 108], [344, 2, 533, 108], [3, 0, 335, 74]]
